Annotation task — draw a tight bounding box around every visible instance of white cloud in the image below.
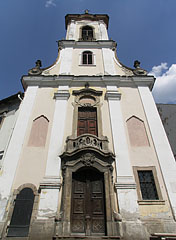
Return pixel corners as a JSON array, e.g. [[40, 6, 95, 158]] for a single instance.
[[150, 63, 176, 103], [45, 0, 56, 7]]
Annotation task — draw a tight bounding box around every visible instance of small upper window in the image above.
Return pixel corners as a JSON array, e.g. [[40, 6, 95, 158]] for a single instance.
[[82, 26, 93, 41], [82, 51, 93, 65]]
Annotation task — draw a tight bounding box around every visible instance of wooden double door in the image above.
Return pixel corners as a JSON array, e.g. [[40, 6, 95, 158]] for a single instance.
[[71, 169, 106, 236]]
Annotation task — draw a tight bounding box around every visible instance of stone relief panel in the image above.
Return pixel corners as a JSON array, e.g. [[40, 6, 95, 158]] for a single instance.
[[127, 116, 150, 147], [28, 115, 49, 147]]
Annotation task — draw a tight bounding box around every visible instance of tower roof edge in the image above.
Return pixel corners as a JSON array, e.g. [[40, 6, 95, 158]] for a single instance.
[[65, 13, 109, 29]]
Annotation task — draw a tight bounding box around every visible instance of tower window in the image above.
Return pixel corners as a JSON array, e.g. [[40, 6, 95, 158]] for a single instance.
[[82, 51, 93, 65], [82, 26, 93, 41], [138, 170, 159, 200], [7, 188, 35, 237]]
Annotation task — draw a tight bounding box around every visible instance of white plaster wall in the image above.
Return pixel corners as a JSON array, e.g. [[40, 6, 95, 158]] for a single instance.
[[99, 21, 109, 40], [138, 86, 176, 218], [0, 86, 37, 221], [0, 112, 18, 152], [38, 189, 59, 219], [66, 20, 76, 40], [12, 88, 56, 189], [119, 86, 173, 219], [71, 48, 104, 76], [102, 49, 116, 75], [59, 48, 73, 75]]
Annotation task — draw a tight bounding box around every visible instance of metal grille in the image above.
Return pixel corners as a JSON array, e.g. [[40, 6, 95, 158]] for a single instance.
[[138, 170, 159, 200]]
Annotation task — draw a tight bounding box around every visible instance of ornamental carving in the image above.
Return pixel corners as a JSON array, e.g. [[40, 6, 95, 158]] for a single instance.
[[28, 60, 42, 76], [80, 153, 95, 166], [65, 134, 109, 155], [133, 60, 147, 76]]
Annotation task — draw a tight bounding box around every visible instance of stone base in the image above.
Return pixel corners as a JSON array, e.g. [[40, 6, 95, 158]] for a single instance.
[[53, 237, 121, 240]]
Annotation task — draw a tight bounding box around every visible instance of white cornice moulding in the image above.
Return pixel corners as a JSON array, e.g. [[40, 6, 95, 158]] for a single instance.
[[22, 75, 155, 90], [58, 40, 117, 49]]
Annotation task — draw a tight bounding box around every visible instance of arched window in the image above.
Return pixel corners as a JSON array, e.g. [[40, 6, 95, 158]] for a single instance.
[[82, 26, 93, 41], [82, 51, 93, 65], [7, 188, 35, 237]]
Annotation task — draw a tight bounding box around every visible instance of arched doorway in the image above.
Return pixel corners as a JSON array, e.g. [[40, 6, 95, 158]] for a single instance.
[[71, 168, 106, 236]]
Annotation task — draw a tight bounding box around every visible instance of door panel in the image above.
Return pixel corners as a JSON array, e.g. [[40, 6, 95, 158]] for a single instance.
[[71, 169, 106, 236], [77, 108, 98, 136]]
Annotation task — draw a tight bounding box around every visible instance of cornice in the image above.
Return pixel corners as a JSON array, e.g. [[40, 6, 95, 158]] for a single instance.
[[21, 75, 155, 90], [65, 14, 109, 29], [57, 40, 117, 49]]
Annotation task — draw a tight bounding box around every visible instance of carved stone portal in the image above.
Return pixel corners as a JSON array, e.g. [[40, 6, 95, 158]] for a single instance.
[[56, 147, 119, 238]]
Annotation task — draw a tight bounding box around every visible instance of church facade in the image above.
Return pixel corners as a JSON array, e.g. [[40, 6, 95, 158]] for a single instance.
[[0, 12, 176, 240]]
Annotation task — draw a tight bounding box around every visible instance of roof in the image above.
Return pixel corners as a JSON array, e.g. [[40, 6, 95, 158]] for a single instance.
[[65, 13, 109, 29]]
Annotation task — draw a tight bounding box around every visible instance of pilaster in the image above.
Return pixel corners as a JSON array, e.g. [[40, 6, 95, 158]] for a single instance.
[[138, 86, 176, 219], [38, 87, 70, 220], [105, 87, 139, 220]]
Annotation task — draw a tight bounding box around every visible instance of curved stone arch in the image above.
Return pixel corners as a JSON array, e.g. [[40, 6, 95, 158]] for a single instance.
[[63, 151, 113, 174], [126, 115, 150, 147], [15, 183, 38, 196]]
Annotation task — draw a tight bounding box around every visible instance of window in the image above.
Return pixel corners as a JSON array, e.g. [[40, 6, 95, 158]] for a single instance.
[[82, 51, 93, 65], [82, 26, 93, 41], [7, 188, 35, 237], [77, 107, 98, 136], [138, 170, 159, 200]]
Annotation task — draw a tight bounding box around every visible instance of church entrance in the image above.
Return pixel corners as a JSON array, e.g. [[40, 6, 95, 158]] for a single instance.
[[71, 168, 106, 236]]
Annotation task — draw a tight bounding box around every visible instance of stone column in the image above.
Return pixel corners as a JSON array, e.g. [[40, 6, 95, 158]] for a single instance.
[[105, 87, 139, 220], [38, 87, 70, 220], [139, 86, 176, 218]]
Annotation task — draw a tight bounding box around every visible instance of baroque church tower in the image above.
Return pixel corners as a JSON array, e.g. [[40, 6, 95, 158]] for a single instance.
[[0, 12, 176, 240]]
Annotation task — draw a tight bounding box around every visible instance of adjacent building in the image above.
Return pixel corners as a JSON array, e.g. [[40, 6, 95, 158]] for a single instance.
[[0, 12, 176, 240]]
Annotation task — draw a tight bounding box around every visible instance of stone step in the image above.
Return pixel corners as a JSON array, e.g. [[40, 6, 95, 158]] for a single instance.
[[53, 236, 121, 240]]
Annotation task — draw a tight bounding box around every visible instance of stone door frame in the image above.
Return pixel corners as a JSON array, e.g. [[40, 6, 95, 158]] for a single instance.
[[60, 151, 117, 237]]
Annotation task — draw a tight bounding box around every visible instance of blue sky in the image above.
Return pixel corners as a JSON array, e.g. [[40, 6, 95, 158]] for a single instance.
[[0, 0, 176, 103]]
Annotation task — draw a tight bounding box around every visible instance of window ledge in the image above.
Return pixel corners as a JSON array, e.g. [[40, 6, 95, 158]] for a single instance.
[[138, 200, 165, 205], [79, 64, 96, 67]]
